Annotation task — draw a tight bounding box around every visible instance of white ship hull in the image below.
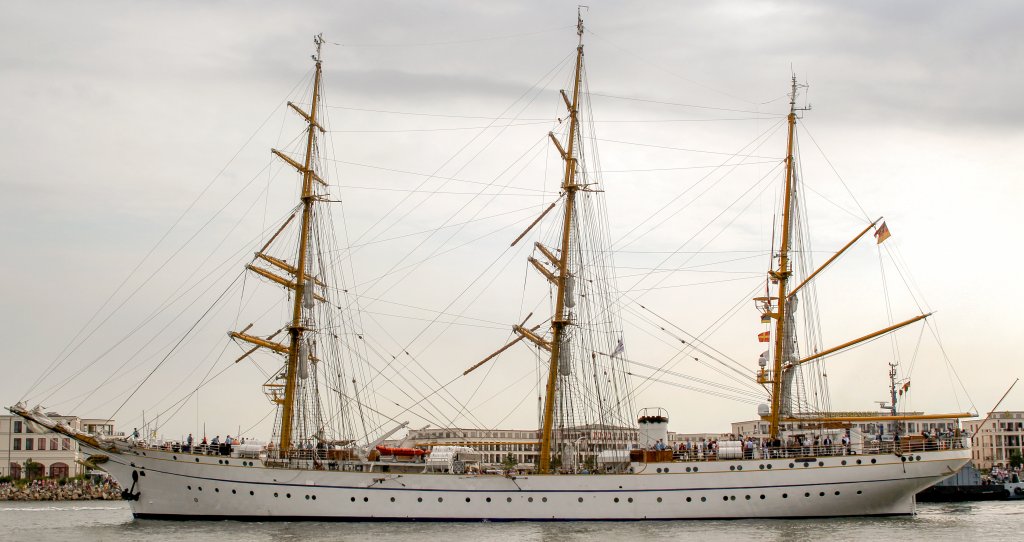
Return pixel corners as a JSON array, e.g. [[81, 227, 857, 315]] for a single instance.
[[92, 443, 969, 520]]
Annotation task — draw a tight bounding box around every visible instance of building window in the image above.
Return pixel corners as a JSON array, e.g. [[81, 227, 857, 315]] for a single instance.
[[13, 421, 22, 433], [25, 439, 33, 451], [38, 438, 46, 451], [50, 438, 58, 451], [62, 438, 71, 451], [50, 463, 69, 479], [12, 438, 20, 451]]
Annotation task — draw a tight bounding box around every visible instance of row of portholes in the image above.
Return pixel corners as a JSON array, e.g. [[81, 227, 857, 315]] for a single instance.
[[171, 455, 257, 467], [185, 485, 315, 500]]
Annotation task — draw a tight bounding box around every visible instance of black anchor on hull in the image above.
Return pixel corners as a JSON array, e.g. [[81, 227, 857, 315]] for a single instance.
[[121, 469, 141, 501]]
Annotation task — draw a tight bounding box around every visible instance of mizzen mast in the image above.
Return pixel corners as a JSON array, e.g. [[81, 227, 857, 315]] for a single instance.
[[538, 12, 585, 473], [766, 75, 800, 440]]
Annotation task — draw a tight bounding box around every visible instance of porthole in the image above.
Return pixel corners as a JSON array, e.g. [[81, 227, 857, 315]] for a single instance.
[[274, 493, 278, 498], [759, 495, 765, 500], [578, 497, 584, 503], [312, 495, 317, 500], [842, 460, 847, 465], [686, 497, 692, 502], [737, 465, 743, 471], [657, 497, 663, 503], [803, 462, 809, 468], [656, 468, 662, 473], [287, 493, 291, 499], [818, 461, 824, 466], [782, 493, 788, 498], [916, 455, 922, 461], [857, 490, 863, 495], [351, 497, 356, 502], [767, 464, 773, 470], [466, 497, 472, 503], [438, 497, 443, 503], [700, 497, 706, 502], [722, 496, 729, 501], [857, 459, 862, 465], [871, 458, 877, 464], [187, 485, 192, 490], [224, 460, 229, 465], [232, 489, 236, 494], [542, 497, 548, 503], [789, 463, 795, 468], [390, 497, 396, 502], [249, 491, 254, 496], [486, 497, 492, 503], [215, 488, 219, 493], [417, 497, 423, 502], [835, 491, 840, 496], [198, 487, 203, 492], [819, 492, 825, 497], [901, 456, 907, 462], [173, 456, 177, 460], [614, 497, 620, 503], [693, 467, 699, 472], [730, 495, 736, 501], [628, 497, 633, 503], [305, 495, 310, 500], [195, 458, 200, 462], [363, 497, 368, 502], [664, 468, 670, 473], [804, 492, 810, 497], [686, 467, 692, 473], [218, 460, 223, 464], [528, 497, 534, 503], [506, 497, 512, 503], [730, 465, 735, 471], [759, 464, 764, 470], [745, 495, 751, 500], [138, 471, 145, 476]]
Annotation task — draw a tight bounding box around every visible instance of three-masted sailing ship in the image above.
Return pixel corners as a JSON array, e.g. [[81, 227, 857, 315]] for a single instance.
[[10, 16, 971, 520]]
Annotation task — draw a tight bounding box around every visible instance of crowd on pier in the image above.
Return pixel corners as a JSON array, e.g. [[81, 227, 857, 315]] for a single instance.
[[0, 478, 121, 501]]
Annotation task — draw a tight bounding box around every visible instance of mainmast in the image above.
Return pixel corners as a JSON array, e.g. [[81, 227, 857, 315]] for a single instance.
[[538, 12, 585, 473], [766, 75, 800, 439], [279, 34, 325, 452]]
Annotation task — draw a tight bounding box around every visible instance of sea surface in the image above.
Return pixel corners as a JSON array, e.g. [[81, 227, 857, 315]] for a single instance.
[[1, 500, 1022, 541]]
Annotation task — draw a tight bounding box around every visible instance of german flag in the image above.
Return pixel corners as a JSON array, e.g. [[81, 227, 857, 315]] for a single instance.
[[874, 222, 891, 244]]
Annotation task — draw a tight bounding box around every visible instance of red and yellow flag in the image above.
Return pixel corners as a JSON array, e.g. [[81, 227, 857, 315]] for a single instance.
[[757, 331, 770, 342], [874, 222, 891, 244]]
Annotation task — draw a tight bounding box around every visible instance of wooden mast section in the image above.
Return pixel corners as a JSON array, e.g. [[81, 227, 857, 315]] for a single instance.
[[278, 34, 325, 452], [767, 76, 800, 440], [538, 13, 585, 473]]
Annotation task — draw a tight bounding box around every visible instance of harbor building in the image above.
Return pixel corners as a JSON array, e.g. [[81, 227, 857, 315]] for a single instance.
[[965, 412, 1024, 470], [1, 413, 118, 479]]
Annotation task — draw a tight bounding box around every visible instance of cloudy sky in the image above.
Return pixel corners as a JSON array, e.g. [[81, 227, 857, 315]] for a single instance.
[[2, 0, 1022, 440]]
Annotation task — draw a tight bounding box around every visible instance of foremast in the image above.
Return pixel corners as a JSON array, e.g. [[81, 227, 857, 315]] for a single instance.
[[538, 13, 585, 473], [278, 35, 325, 453]]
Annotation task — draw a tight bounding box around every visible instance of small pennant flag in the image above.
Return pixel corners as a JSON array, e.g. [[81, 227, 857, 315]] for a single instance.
[[610, 337, 625, 358], [757, 331, 770, 343], [874, 222, 891, 244]]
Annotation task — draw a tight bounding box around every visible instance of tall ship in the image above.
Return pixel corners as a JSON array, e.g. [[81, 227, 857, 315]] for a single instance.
[[10, 15, 971, 520]]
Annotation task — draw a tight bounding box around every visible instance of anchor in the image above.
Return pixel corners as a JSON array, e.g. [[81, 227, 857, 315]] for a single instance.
[[121, 470, 141, 501]]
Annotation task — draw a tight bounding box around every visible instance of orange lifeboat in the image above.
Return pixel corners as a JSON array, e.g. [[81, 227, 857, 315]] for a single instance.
[[375, 445, 426, 457]]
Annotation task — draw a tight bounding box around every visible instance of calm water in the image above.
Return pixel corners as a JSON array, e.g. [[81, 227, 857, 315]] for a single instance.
[[1, 501, 1022, 541]]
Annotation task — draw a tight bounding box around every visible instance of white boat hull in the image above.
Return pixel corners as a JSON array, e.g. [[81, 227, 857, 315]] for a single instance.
[[93, 444, 969, 520]]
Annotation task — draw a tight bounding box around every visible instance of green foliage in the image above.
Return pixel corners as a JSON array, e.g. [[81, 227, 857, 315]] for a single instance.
[[1009, 449, 1023, 470], [501, 453, 517, 471]]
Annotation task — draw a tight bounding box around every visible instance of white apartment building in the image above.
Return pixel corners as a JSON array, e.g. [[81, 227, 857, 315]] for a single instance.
[[1, 413, 117, 479], [731, 412, 961, 440], [965, 411, 1024, 470]]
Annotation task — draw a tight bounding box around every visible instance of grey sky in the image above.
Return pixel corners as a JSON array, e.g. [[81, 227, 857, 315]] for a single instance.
[[2, 0, 1022, 440]]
